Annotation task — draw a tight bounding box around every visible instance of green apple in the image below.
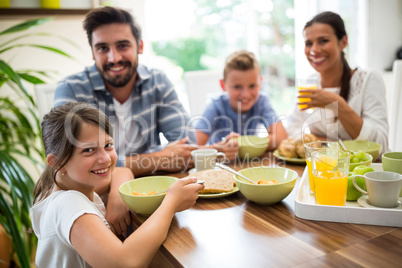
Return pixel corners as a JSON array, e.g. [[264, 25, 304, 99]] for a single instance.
[[353, 165, 375, 175], [346, 172, 366, 201]]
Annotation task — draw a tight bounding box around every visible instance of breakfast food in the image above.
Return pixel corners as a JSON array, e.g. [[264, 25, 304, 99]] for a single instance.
[[277, 138, 298, 158], [188, 169, 235, 194], [277, 134, 317, 159], [132, 191, 157, 196], [295, 134, 317, 158], [257, 179, 278, 185]]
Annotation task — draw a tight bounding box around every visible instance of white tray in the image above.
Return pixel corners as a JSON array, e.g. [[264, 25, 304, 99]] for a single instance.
[[294, 163, 402, 227]]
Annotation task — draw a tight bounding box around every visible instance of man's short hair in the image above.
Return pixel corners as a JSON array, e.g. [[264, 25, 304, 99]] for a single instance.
[[83, 6, 142, 47]]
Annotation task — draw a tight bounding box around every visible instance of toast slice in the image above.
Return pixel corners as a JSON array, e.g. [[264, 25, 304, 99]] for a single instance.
[[189, 169, 235, 194]]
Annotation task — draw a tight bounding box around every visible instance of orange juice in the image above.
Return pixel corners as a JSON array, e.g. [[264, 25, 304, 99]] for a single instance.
[[314, 170, 348, 206], [306, 157, 314, 193], [307, 155, 337, 194], [298, 85, 317, 109]]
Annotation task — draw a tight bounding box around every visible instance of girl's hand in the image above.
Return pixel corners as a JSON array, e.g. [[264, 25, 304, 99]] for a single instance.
[[164, 177, 204, 212]]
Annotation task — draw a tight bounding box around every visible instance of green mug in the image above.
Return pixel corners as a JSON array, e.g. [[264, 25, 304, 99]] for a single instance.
[[382, 152, 402, 196]]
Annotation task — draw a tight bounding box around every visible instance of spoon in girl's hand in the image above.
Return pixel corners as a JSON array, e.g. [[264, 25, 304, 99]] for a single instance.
[[154, 179, 204, 195]]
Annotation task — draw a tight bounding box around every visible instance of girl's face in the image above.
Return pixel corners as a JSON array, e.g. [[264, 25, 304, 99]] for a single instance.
[[303, 22, 347, 75], [220, 68, 262, 113], [61, 123, 117, 193]]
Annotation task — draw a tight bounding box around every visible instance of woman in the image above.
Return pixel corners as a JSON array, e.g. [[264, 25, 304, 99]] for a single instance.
[[286, 11, 389, 153]]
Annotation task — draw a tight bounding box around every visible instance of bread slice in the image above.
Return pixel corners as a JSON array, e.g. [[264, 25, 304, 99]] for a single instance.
[[188, 169, 235, 194]]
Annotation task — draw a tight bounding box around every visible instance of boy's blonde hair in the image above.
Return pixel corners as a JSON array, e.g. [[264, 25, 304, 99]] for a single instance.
[[223, 50, 260, 81]]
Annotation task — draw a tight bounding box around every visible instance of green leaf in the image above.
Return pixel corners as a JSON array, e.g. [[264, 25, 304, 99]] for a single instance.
[[0, 17, 53, 36], [0, 60, 30, 100], [0, 44, 74, 59], [18, 73, 46, 85]]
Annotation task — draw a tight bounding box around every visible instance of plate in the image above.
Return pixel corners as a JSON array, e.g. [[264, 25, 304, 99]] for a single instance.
[[357, 196, 402, 209], [273, 150, 306, 164], [198, 185, 239, 199]]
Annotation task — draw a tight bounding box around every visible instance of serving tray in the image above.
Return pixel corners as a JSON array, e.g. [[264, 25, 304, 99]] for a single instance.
[[294, 163, 402, 227]]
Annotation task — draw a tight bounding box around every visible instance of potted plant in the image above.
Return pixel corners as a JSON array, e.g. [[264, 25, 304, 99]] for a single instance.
[[0, 18, 75, 267]]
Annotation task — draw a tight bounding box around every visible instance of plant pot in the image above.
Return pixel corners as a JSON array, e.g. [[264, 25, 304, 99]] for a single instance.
[[0, 224, 12, 268]]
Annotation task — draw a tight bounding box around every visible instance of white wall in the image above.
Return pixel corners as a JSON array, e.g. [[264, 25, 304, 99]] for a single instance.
[[0, 14, 93, 97], [367, 0, 402, 71], [295, 0, 402, 78]]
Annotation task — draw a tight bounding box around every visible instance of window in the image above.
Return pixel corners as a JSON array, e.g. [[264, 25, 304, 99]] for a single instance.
[[143, 0, 295, 117]]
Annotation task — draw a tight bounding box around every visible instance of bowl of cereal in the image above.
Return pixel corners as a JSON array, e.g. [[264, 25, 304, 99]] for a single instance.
[[234, 166, 298, 205], [119, 176, 177, 216], [235, 135, 269, 159]]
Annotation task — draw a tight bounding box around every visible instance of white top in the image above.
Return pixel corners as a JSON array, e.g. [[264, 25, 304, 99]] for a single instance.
[[113, 96, 140, 166], [286, 68, 389, 154], [30, 191, 109, 268]]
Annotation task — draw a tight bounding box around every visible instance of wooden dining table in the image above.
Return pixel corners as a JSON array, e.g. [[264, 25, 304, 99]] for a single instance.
[[132, 152, 402, 267]]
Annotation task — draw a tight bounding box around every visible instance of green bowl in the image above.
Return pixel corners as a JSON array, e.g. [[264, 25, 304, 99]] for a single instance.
[[342, 140, 382, 161], [234, 166, 298, 205], [235, 135, 269, 159], [348, 152, 373, 171], [119, 176, 177, 216]]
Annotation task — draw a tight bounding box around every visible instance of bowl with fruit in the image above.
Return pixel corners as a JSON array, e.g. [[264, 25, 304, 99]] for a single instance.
[[341, 140, 382, 161], [348, 151, 373, 172]]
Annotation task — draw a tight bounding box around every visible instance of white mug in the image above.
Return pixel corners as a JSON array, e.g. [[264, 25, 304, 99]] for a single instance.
[[191, 149, 226, 171], [353, 171, 402, 208]]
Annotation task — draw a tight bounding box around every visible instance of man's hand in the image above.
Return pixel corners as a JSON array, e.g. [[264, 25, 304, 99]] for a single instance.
[[161, 137, 198, 172]]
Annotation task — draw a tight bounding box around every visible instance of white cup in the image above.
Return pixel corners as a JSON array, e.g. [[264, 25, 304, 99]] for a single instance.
[[191, 149, 226, 171], [353, 171, 402, 208]]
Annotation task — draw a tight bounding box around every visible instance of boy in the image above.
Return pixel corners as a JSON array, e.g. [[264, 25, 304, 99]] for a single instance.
[[195, 50, 287, 151]]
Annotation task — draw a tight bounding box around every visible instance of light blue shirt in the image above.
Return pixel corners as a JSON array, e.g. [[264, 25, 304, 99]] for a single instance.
[[54, 64, 195, 166], [194, 93, 278, 144]]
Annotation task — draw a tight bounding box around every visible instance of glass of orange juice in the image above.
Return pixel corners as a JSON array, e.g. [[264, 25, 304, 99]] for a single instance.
[[297, 77, 319, 109], [304, 141, 340, 195], [311, 150, 350, 206]]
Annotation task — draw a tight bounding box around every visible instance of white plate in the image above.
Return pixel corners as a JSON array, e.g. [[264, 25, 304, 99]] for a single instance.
[[198, 186, 239, 199], [357, 196, 402, 209]]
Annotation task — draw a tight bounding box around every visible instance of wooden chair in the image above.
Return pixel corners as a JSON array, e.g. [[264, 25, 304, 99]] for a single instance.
[[183, 70, 222, 116]]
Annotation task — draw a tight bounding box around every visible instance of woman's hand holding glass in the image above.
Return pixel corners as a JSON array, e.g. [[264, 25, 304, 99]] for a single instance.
[[298, 89, 342, 110]]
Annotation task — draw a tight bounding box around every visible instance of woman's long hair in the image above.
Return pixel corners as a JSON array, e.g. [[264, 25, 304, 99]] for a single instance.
[[304, 11, 352, 101]]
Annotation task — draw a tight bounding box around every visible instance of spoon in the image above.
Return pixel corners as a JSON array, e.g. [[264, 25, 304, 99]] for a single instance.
[[338, 139, 350, 152], [153, 179, 205, 195], [215, 163, 257, 184]]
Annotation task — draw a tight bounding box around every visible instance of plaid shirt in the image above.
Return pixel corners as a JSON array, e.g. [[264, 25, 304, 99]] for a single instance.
[[54, 64, 195, 166]]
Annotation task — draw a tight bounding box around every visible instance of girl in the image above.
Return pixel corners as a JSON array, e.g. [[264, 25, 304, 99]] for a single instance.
[[286, 11, 389, 153], [30, 102, 204, 267]]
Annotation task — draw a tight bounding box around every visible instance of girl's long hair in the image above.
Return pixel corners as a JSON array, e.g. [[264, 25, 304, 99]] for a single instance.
[[33, 102, 112, 204]]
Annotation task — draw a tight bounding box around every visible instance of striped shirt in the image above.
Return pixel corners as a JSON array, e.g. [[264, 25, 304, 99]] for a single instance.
[[54, 64, 195, 166]]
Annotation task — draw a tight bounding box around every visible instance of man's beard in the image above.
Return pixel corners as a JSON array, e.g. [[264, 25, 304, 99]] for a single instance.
[[98, 60, 137, 87]]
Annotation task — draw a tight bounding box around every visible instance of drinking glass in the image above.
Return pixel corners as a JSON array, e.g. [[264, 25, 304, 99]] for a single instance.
[[304, 141, 340, 194], [311, 150, 350, 206], [297, 77, 319, 109]]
